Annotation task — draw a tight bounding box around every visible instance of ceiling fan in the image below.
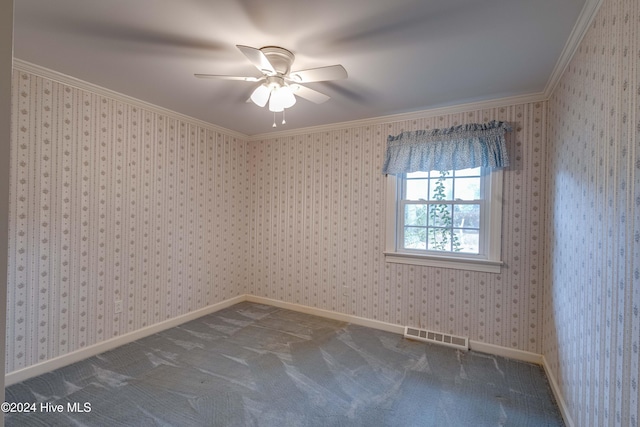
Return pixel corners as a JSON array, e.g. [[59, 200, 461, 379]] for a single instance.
[[195, 45, 347, 118]]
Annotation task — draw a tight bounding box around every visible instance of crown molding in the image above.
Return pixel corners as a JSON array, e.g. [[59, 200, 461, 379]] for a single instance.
[[13, 59, 249, 141], [248, 91, 547, 141], [251, 0, 603, 142], [15, 0, 602, 144], [7, 59, 552, 142], [543, 0, 604, 98]]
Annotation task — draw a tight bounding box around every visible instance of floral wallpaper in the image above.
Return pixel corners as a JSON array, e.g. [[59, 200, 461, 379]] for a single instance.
[[545, 0, 639, 425], [7, 71, 249, 372], [248, 102, 547, 353], [8, 2, 637, 424], [6, 66, 548, 376]]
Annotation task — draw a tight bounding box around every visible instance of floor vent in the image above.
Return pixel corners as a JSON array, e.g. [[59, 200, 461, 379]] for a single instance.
[[403, 326, 469, 351]]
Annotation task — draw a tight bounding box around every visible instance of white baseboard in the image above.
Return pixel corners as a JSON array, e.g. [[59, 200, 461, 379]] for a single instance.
[[4, 295, 245, 386], [5, 292, 571, 427], [246, 296, 551, 365], [541, 355, 574, 427], [248, 298, 573, 425], [245, 295, 405, 335], [469, 340, 543, 365]]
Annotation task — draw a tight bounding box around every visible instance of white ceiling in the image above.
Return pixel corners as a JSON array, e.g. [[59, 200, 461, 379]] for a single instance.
[[14, 0, 587, 136]]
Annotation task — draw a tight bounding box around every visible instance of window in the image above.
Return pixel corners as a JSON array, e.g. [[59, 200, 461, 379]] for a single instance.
[[385, 167, 503, 273], [381, 119, 510, 272]]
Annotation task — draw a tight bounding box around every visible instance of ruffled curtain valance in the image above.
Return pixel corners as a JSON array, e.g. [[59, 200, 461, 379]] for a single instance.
[[382, 120, 511, 174]]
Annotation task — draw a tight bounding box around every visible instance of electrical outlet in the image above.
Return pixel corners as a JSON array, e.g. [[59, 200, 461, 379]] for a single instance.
[[114, 300, 123, 314], [342, 286, 349, 296]]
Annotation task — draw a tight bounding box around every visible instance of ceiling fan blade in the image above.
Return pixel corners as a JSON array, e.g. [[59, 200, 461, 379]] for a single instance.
[[236, 45, 276, 75], [291, 85, 330, 104], [194, 74, 262, 82], [288, 65, 347, 83]]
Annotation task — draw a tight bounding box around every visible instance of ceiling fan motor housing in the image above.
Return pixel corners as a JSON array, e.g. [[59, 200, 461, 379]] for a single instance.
[[266, 75, 286, 90], [260, 46, 295, 76]]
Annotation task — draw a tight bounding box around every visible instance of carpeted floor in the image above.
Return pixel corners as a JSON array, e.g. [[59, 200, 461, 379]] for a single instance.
[[5, 302, 564, 426]]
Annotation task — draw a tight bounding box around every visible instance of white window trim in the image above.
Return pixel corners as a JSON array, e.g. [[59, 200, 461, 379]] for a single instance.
[[384, 170, 504, 273]]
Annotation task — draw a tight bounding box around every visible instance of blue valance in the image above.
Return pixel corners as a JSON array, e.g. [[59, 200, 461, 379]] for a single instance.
[[382, 120, 511, 174]]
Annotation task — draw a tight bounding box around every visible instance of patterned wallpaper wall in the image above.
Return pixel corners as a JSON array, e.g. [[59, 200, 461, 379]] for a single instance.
[[545, 0, 639, 425], [7, 71, 249, 373], [248, 102, 547, 353]]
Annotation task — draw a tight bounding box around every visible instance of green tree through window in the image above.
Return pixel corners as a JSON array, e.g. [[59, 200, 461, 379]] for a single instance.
[[401, 168, 482, 254], [428, 170, 462, 252], [388, 166, 504, 273]]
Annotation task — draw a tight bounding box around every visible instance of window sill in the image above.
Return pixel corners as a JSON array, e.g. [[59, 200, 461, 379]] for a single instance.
[[384, 251, 503, 273]]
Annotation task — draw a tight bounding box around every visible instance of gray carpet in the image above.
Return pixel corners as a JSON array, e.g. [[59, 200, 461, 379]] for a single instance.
[[5, 302, 564, 426]]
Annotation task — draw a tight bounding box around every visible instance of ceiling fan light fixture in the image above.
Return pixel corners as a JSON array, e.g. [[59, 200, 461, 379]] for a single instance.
[[196, 45, 345, 126], [268, 92, 284, 112], [250, 84, 270, 107], [280, 85, 297, 108], [268, 85, 296, 112]]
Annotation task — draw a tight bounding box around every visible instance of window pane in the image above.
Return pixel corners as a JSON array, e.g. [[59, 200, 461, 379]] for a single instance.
[[406, 179, 428, 200], [456, 229, 479, 254], [454, 167, 481, 177], [404, 204, 427, 226], [454, 204, 480, 228], [428, 204, 453, 227], [427, 228, 452, 252], [407, 171, 429, 178], [404, 227, 426, 249], [429, 178, 453, 200], [453, 177, 480, 200], [392, 166, 501, 263]]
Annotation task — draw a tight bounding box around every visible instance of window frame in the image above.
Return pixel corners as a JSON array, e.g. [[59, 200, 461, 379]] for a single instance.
[[384, 167, 504, 273]]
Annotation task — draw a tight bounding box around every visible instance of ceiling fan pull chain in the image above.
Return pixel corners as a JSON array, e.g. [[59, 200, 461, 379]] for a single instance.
[[272, 112, 277, 128], [282, 110, 286, 125]]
